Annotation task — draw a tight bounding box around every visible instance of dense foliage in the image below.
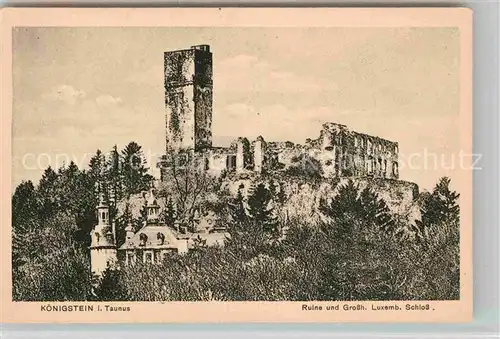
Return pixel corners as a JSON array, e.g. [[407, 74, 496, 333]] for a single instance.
[[12, 148, 460, 301], [12, 142, 154, 301]]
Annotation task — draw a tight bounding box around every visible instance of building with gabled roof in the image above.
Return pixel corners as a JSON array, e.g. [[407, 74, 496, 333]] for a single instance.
[[90, 186, 230, 276]]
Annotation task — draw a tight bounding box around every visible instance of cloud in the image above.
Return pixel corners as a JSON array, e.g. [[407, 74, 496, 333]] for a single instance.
[[216, 54, 338, 94], [95, 94, 123, 106], [42, 84, 86, 106], [124, 65, 164, 86], [41, 85, 123, 108], [123, 53, 339, 95], [213, 102, 348, 143]]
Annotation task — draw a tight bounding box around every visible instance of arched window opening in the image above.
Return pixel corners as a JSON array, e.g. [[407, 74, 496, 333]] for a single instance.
[[393, 162, 399, 177]]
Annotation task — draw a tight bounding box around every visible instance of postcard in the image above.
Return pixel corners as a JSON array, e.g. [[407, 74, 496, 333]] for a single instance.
[[1, 7, 473, 323]]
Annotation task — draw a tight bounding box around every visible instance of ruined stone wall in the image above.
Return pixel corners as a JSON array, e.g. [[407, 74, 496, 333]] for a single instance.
[[207, 147, 235, 177], [222, 174, 419, 227], [195, 123, 400, 184], [261, 123, 400, 180], [161, 44, 401, 185], [282, 177, 417, 217], [307, 122, 399, 179], [266, 141, 302, 169]]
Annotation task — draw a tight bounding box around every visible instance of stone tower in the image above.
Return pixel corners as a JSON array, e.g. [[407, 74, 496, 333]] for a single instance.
[[89, 193, 117, 277], [164, 45, 213, 153]]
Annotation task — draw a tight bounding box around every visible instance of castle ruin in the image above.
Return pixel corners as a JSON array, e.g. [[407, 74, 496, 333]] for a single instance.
[[90, 44, 416, 277], [158, 44, 400, 182]]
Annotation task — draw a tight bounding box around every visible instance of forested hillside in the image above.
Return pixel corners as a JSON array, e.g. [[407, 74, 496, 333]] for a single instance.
[[12, 141, 460, 301]]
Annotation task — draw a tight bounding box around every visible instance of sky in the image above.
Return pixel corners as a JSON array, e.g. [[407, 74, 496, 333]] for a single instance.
[[12, 27, 461, 191]]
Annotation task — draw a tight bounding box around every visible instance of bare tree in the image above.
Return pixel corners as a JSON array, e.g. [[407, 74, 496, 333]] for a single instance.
[[160, 153, 216, 227]]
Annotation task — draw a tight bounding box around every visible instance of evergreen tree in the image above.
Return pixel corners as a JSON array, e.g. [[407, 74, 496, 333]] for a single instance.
[[56, 161, 80, 212], [163, 197, 177, 227], [88, 149, 106, 184], [113, 201, 133, 246], [417, 177, 460, 245], [72, 170, 98, 245], [319, 180, 361, 240], [421, 177, 460, 227], [107, 145, 123, 201], [358, 187, 395, 233], [319, 180, 394, 238], [37, 166, 59, 222], [12, 180, 40, 232], [247, 183, 278, 234], [121, 142, 153, 195]]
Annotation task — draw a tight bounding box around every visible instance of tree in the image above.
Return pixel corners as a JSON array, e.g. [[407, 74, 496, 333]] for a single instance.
[[320, 180, 360, 237], [113, 201, 134, 246], [121, 142, 153, 196], [107, 145, 123, 202], [247, 183, 278, 235], [319, 180, 394, 240], [37, 166, 59, 222], [409, 177, 461, 299], [421, 177, 460, 227], [38, 166, 58, 196], [55, 161, 80, 212], [88, 149, 106, 182], [12, 180, 39, 232], [162, 197, 177, 227], [358, 186, 395, 233], [92, 268, 130, 301], [161, 153, 216, 224], [71, 170, 99, 245], [12, 180, 41, 270], [12, 211, 93, 301]]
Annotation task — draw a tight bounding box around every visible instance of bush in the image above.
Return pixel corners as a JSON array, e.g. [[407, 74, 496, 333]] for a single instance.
[[12, 157, 460, 301]]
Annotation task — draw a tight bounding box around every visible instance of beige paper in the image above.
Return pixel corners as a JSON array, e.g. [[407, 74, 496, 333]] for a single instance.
[[1, 8, 472, 323]]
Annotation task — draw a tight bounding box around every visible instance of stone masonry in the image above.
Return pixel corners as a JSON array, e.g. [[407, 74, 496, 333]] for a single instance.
[[158, 45, 399, 182]]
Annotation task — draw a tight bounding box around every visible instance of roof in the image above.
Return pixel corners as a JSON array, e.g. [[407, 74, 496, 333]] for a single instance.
[[118, 221, 231, 251], [118, 224, 179, 250]]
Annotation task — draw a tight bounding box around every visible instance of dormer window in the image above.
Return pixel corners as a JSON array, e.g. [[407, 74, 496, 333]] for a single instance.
[[139, 233, 148, 246], [157, 232, 165, 245]]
